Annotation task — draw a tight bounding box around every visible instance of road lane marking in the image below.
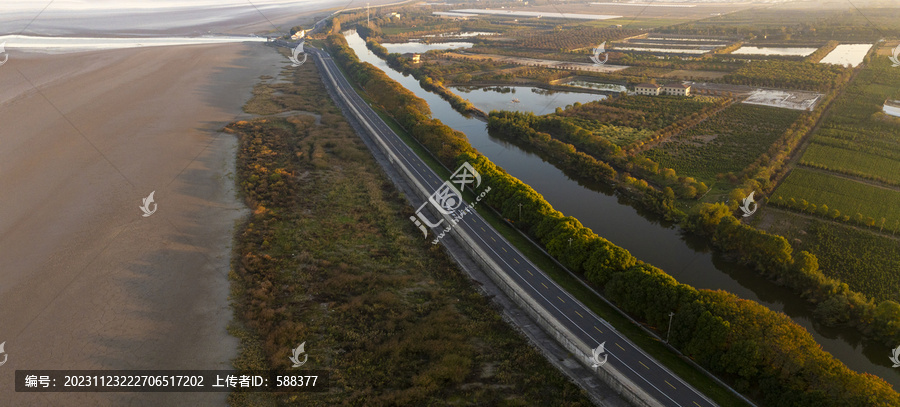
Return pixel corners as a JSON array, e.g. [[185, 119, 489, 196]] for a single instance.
[[693, 402, 702, 407], [527, 269, 534, 276], [639, 361, 649, 370], [481, 227, 485, 232], [575, 311, 584, 318], [594, 326, 603, 334], [502, 247, 507, 253], [514, 258, 519, 264], [491, 236, 496, 242], [665, 380, 676, 390], [557, 296, 565, 303], [541, 283, 549, 289], [615, 343, 625, 351]]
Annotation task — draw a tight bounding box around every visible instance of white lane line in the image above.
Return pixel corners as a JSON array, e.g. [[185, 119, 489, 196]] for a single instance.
[[455, 216, 683, 407]]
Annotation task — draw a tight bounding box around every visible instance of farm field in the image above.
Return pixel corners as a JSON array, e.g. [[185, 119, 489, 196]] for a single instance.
[[802, 223, 900, 303], [770, 168, 900, 234], [800, 143, 900, 186], [798, 58, 900, 182], [554, 94, 719, 134], [761, 212, 900, 303], [640, 104, 800, 183]]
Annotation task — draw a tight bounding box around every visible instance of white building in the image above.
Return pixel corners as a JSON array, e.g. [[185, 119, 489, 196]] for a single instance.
[[662, 83, 691, 96], [635, 83, 660, 96]]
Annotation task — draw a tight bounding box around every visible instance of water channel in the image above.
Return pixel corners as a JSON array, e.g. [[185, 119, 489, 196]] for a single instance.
[[346, 30, 899, 388]]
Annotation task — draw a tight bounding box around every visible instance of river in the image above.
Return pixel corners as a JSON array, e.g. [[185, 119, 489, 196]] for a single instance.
[[344, 30, 899, 388]]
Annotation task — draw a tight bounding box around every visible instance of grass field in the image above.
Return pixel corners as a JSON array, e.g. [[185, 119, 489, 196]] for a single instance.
[[227, 56, 596, 407], [771, 168, 900, 233], [641, 103, 801, 183]]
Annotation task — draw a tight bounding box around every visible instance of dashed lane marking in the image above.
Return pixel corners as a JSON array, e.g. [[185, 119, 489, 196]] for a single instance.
[[575, 311, 584, 318], [557, 296, 565, 303], [594, 326, 603, 334], [615, 343, 625, 351], [502, 247, 507, 253], [526, 269, 534, 276], [541, 283, 549, 289], [514, 258, 519, 264], [639, 361, 649, 370], [665, 380, 676, 390]]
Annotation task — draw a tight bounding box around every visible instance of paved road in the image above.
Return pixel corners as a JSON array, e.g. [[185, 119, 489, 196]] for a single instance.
[[309, 45, 718, 407]]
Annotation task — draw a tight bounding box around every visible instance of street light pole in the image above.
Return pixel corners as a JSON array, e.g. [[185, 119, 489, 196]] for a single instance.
[[666, 311, 675, 344]]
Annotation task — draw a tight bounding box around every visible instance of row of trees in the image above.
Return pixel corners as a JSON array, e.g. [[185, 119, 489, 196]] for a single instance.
[[324, 28, 900, 405], [770, 195, 897, 234], [804, 40, 840, 63], [723, 60, 851, 92]]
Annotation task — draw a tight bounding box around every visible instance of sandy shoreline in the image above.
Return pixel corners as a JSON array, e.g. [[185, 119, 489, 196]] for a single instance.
[[0, 42, 285, 405]]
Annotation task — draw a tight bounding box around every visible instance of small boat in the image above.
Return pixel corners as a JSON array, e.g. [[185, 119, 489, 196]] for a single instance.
[[511, 98, 520, 103]]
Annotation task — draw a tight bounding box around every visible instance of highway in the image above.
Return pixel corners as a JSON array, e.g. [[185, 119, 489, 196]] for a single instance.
[[308, 44, 718, 407]]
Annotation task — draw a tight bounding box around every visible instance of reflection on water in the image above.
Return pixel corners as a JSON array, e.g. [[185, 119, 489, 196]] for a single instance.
[[561, 80, 628, 93], [452, 85, 603, 115], [819, 44, 872, 68], [380, 41, 472, 54], [341, 30, 899, 387]]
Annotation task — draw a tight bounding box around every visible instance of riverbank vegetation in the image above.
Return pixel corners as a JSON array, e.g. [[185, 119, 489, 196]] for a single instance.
[[226, 48, 595, 407], [324, 24, 900, 405]]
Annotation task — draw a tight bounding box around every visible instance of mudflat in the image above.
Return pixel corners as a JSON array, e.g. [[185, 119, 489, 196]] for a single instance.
[[0, 43, 285, 405]]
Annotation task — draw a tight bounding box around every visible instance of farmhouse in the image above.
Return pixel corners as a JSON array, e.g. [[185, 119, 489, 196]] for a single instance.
[[635, 83, 661, 96], [662, 83, 691, 96]]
